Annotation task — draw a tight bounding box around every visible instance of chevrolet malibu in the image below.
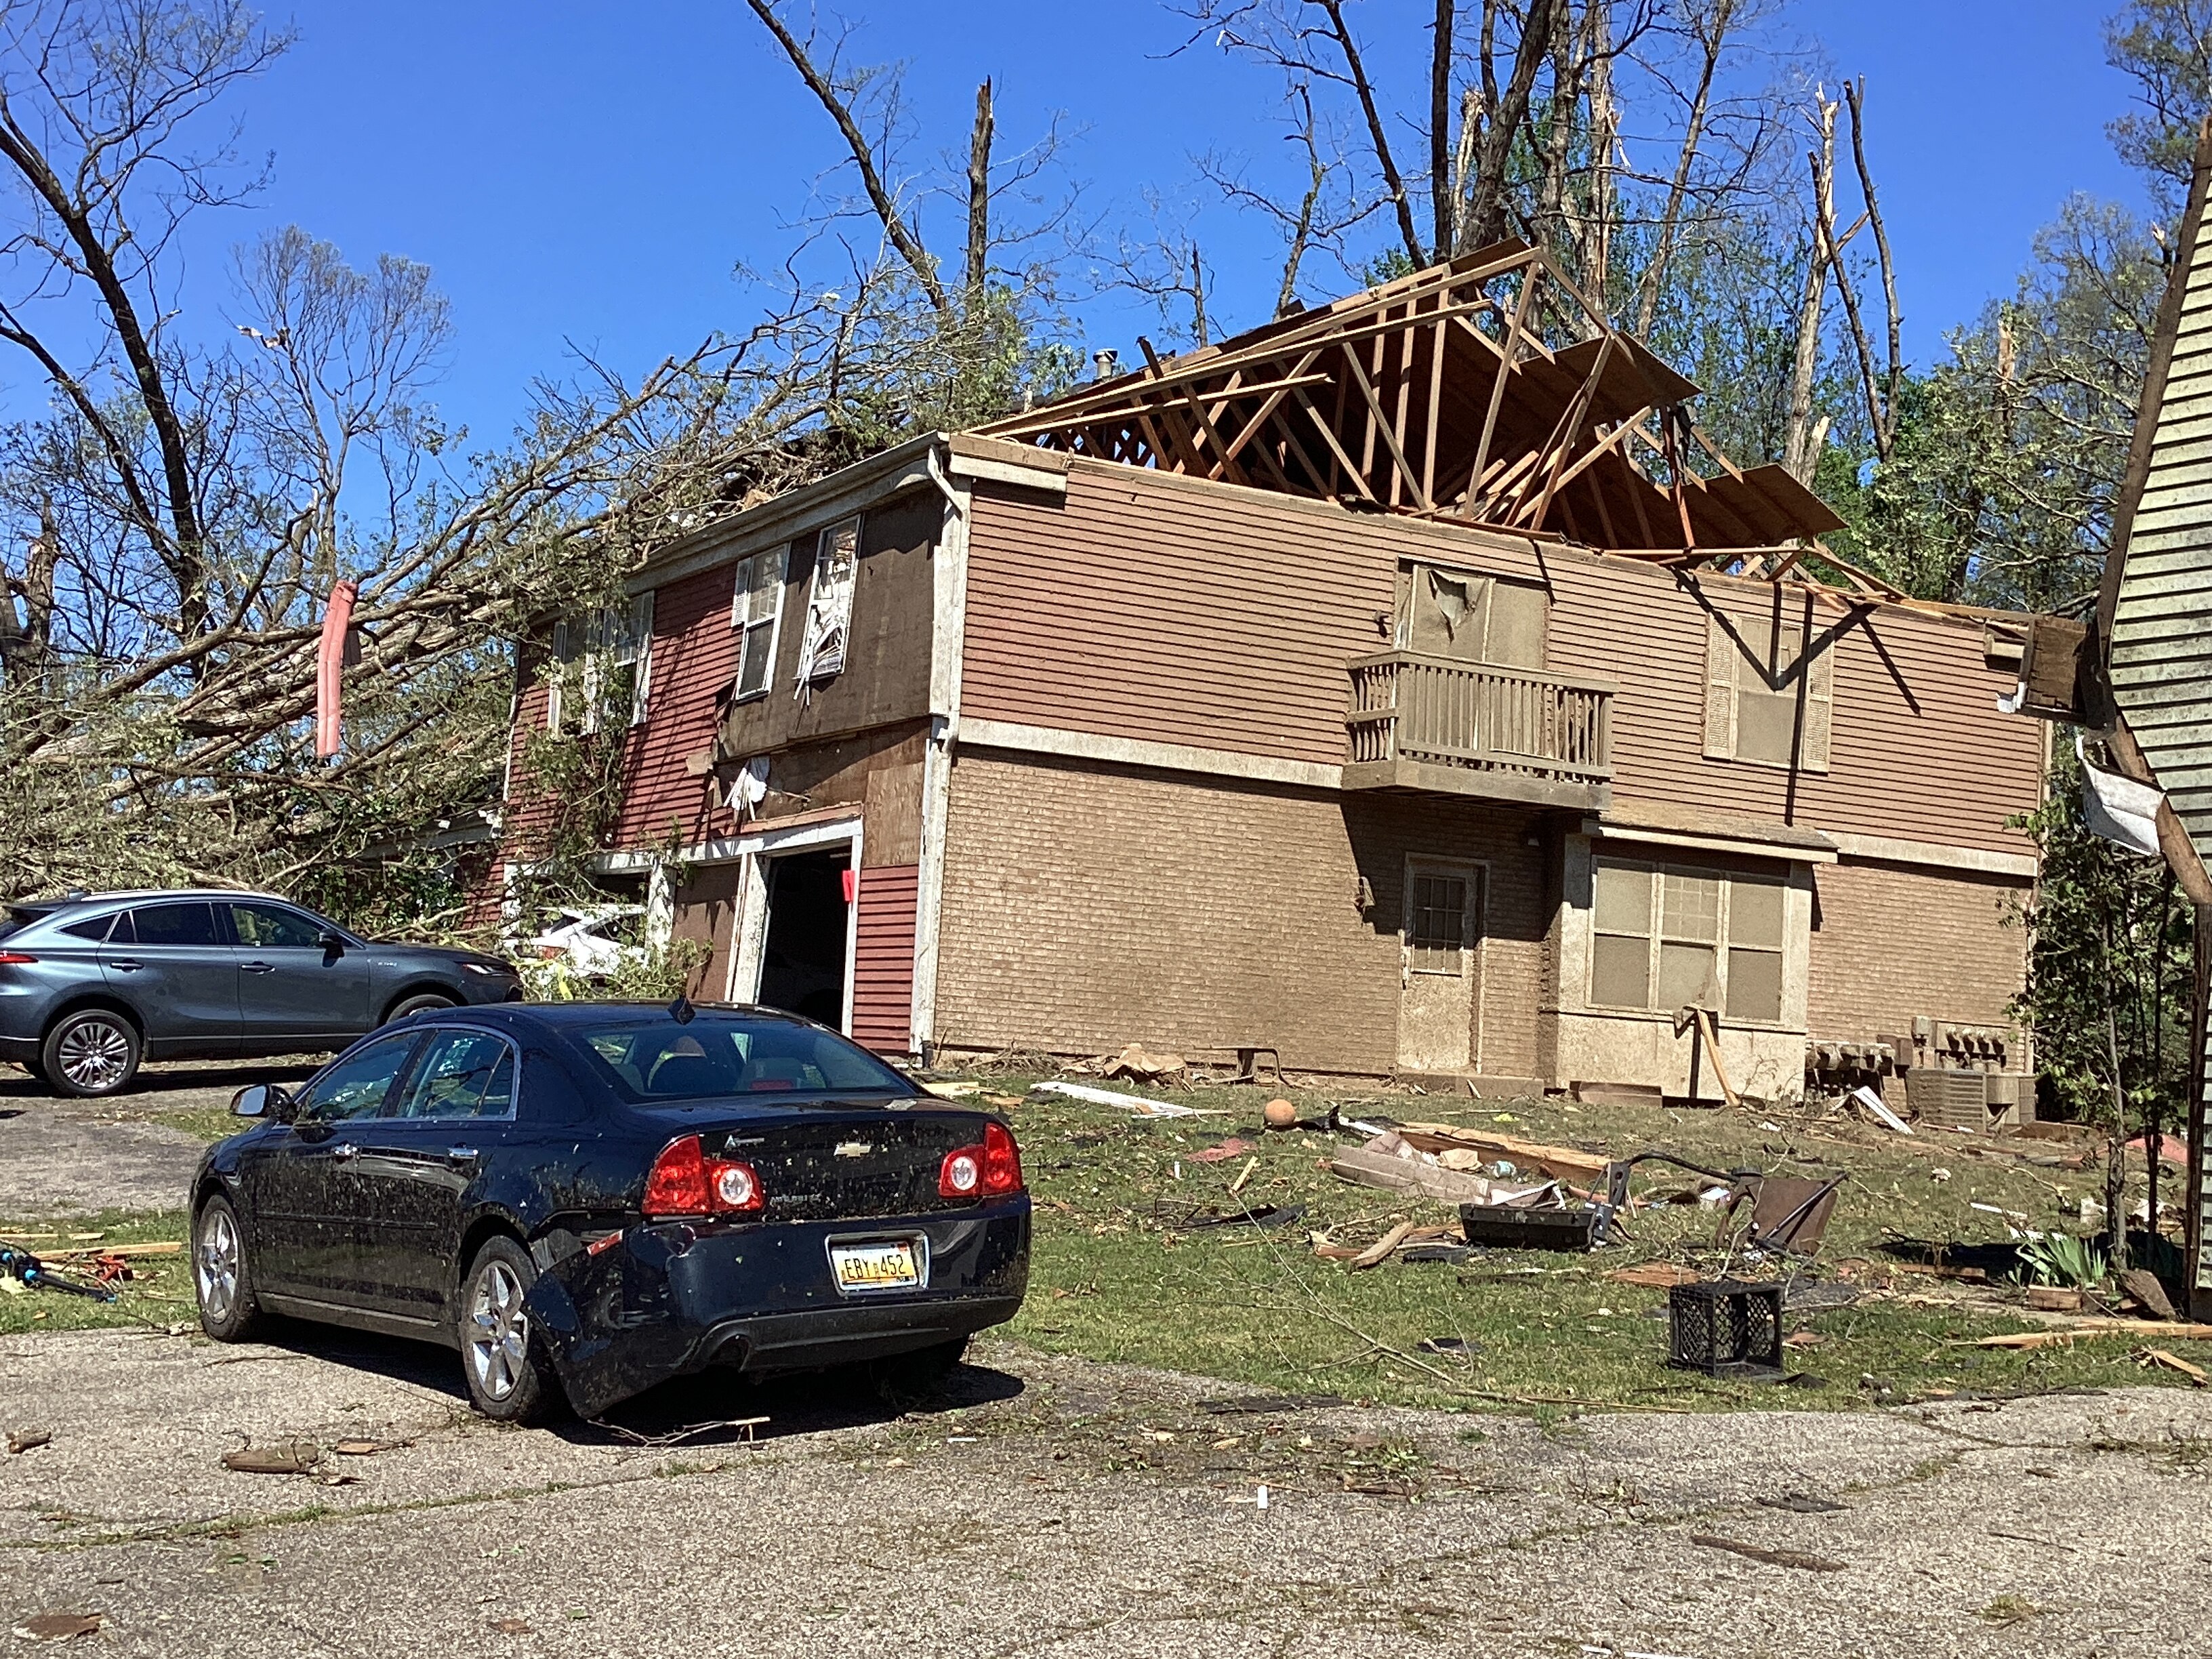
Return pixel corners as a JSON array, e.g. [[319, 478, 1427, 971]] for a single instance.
[[188, 1003, 1031, 1420]]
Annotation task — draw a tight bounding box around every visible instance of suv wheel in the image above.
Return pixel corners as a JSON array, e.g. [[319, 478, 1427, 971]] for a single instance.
[[43, 1010, 142, 1098]]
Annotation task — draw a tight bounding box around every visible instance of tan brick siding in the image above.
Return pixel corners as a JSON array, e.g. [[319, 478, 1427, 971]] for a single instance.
[[1807, 859, 2030, 1040], [933, 751, 1549, 1077]]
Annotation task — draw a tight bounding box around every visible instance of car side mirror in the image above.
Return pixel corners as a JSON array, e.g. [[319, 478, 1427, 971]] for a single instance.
[[231, 1084, 294, 1122], [318, 930, 347, 954]]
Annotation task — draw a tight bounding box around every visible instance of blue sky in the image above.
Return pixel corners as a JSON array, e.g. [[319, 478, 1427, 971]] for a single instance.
[[3, 1, 2152, 451]]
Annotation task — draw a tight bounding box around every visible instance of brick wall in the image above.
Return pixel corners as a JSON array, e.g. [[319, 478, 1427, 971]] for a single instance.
[[933, 751, 1549, 1077], [1807, 859, 2030, 1039]]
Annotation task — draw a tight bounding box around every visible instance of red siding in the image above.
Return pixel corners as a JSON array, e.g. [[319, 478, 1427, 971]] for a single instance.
[[615, 565, 742, 848], [851, 863, 918, 1052]]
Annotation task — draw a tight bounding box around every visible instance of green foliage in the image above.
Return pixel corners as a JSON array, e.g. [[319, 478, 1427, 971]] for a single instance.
[[2013, 1229, 2109, 1290], [2106, 0, 2212, 216], [518, 936, 710, 1003], [2007, 747, 2192, 1128]]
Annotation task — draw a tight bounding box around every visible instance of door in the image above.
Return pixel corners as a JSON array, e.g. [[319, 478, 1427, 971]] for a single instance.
[[350, 1027, 518, 1325], [672, 861, 745, 1000], [236, 1029, 424, 1302], [755, 847, 853, 1027], [97, 901, 241, 1054], [226, 901, 377, 1047], [1396, 859, 1481, 1073]]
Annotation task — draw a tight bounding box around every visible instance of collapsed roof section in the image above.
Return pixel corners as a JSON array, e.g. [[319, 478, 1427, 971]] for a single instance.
[[975, 240, 1845, 554]]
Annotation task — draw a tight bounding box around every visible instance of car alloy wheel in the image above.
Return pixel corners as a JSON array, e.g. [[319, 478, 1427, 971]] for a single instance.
[[466, 1258, 531, 1402], [197, 1205, 241, 1326], [56, 1017, 132, 1092]]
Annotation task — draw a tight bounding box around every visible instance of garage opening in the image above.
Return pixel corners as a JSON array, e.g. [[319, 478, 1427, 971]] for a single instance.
[[754, 847, 851, 1026]]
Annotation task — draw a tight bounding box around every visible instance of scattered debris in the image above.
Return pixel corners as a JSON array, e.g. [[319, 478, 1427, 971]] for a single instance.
[[331, 1438, 410, 1456], [1757, 1492, 1848, 1515], [1330, 1135, 1494, 1206], [10, 1612, 103, 1643], [919, 1080, 981, 1099], [2125, 1132, 2187, 1166], [2117, 1267, 2178, 1322], [591, 1416, 768, 1448], [1029, 1080, 1216, 1118], [1104, 1043, 1189, 1085], [1395, 1124, 1612, 1183], [1163, 1200, 1305, 1230], [1261, 1098, 1299, 1130], [1229, 1157, 1258, 1195], [1849, 1084, 1914, 1134], [2026, 1286, 2083, 1313], [1348, 1222, 1418, 1271], [1607, 1263, 1698, 1289], [1197, 1393, 1346, 1414], [1688, 1534, 1844, 1572], [7, 1429, 53, 1454], [1189, 1139, 1252, 1164], [1459, 1202, 1604, 1252], [2136, 1347, 2209, 1386], [1668, 1281, 1786, 1380], [1418, 1336, 1482, 1358], [491, 1618, 533, 1635], [220, 1442, 321, 1475]]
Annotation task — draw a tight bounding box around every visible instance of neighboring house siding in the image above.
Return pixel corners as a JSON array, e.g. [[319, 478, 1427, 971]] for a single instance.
[[933, 750, 1548, 1078], [962, 462, 2043, 856], [1806, 859, 2030, 1040], [852, 864, 920, 1052]]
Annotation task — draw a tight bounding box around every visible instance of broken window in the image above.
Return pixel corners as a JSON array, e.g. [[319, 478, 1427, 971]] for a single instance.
[[1408, 872, 1471, 975], [1399, 562, 1548, 668], [795, 515, 861, 688], [1589, 857, 1793, 1023], [729, 547, 787, 700], [1702, 607, 1832, 771]]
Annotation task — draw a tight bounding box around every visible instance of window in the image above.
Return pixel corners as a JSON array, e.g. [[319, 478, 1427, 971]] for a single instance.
[[794, 516, 861, 687], [61, 914, 117, 943], [297, 1031, 420, 1122], [1703, 608, 1832, 771], [392, 1030, 517, 1120], [230, 903, 325, 950], [1398, 563, 1548, 670], [573, 1015, 909, 1101], [547, 593, 654, 735], [129, 901, 220, 947], [1588, 859, 1792, 1024], [729, 548, 787, 700], [1407, 872, 1470, 975]]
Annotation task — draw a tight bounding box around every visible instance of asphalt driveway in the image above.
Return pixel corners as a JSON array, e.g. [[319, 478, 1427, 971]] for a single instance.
[[1, 1324, 2207, 1656]]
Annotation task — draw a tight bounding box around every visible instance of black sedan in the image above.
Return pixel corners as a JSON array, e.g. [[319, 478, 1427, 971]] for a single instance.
[[188, 1003, 1030, 1420]]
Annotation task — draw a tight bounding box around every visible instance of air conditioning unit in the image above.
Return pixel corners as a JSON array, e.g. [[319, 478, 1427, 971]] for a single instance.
[[1907, 1068, 1990, 1131]]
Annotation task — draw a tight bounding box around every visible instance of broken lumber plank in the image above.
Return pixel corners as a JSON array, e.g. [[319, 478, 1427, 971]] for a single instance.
[[1397, 1124, 1611, 1181], [1329, 1145, 1494, 1206], [1349, 1222, 1418, 1271]]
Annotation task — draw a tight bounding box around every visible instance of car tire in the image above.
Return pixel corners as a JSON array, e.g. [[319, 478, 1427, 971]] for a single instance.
[[872, 1335, 969, 1398], [384, 991, 457, 1025], [41, 1009, 142, 1098], [194, 1195, 264, 1343], [458, 1237, 563, 1424]]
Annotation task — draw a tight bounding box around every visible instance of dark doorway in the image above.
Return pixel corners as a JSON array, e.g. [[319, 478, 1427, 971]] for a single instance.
[[756, 847, 851, 1026]]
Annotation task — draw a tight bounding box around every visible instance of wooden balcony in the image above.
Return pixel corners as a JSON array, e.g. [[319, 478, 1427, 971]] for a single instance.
[[1344, 652, 1616, 811]]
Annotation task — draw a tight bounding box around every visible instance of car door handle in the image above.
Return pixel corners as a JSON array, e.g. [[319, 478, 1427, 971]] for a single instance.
[[447, 1146, 480, 1165], [242, 960, 275, 974], [107, 958, 140, 972], [331, 1143, 359, 1161]]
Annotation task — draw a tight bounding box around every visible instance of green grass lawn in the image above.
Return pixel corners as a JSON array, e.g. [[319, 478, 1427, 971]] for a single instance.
[[1, 1209, 194, 1337], [984, 1077, 2192, 1415], [4, 1076, 2192, 1416]]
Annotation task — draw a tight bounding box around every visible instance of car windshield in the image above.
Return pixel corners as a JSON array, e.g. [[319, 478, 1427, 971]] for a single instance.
[[574, 1017, 911, 1100]]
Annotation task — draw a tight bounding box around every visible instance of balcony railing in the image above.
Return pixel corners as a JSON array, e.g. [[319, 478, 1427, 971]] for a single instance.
[[1345, 651, 1615, 807]]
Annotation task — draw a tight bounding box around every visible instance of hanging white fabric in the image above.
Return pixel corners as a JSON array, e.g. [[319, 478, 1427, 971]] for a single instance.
[[794, 516, 860, 693], [726, 756, 770, 821], [2077, 733, 2163, 857]]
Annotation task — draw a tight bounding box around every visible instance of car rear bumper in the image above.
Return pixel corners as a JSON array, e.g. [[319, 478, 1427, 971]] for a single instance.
[[525, 1198, 1030, 1416]]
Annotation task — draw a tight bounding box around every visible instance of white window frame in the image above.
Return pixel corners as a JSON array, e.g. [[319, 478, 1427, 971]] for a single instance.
[[729, 548, 788, 703], [559, 593, 655, 736], [795, 514, 861, 689]]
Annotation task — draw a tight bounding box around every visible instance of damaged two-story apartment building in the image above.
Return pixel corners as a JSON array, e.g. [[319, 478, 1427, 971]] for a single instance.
[[491, 243, 2048, 1103]]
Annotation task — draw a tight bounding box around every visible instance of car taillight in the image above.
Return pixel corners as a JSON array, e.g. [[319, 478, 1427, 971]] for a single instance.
[[940, 1122, 1023, 1200], [0, 953, 34, 966], [642, 1134, 765, 1219]]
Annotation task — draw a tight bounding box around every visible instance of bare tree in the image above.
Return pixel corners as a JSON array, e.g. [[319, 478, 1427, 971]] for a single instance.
[[1782, 88, 1839, 483], [1631, 0, 1739, 333]]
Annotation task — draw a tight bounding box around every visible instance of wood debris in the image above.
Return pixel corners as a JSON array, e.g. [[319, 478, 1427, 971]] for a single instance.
[[220, 1441, 321, 1475], [1689, 1534, 1844, 1572], [2136, 1347, 2209, 1385]]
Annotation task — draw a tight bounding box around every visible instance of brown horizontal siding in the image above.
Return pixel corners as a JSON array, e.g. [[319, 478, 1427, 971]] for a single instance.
[[851, 863, 918, 1052], [963, 464, 2043, 856]]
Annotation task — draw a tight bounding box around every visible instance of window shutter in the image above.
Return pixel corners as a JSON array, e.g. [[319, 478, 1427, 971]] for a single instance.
[[628, 592, 655, 727], [1801, 629, 1834, 773], [1702, 611, 1734, 758]]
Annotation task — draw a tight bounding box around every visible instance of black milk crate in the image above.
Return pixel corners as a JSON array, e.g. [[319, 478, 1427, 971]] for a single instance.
[[1457, 1203, 1604, 1252], [1668, 1279, 1785, 1378]]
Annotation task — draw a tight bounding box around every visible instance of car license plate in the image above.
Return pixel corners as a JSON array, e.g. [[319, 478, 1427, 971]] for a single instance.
[[830, 1240, 921, 1292]]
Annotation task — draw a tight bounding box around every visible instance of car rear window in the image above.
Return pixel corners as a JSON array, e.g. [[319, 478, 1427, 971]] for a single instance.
[[575, 1019, 911, 1101], [61, 914, 117, 942], [0, 905, 57, 941]]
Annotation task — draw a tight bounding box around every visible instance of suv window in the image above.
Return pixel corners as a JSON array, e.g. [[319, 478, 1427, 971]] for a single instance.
[[390, 1030, 517, 1120], [60, 914, 118, 942], [230, 903, 325, 950], [296, 1032, 419, 1122], [130, 901, 221, 947]]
